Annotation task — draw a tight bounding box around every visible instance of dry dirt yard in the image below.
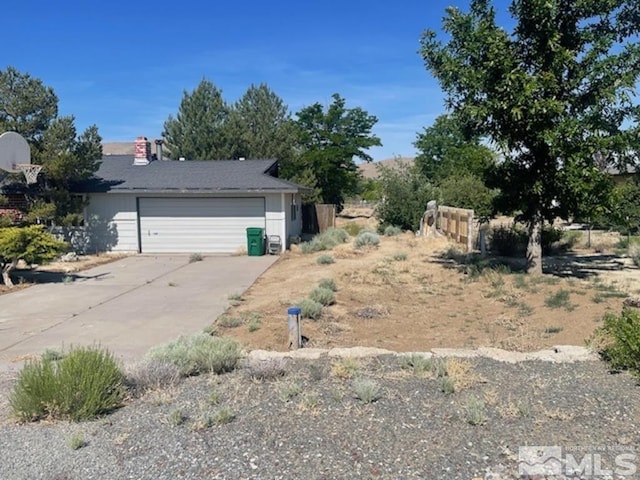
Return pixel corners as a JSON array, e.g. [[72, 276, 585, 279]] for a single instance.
[[219, 226, 639, 353]]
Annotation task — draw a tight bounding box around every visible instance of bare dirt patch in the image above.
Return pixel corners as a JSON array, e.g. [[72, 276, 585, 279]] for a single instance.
[[217, 230, 637, 353]]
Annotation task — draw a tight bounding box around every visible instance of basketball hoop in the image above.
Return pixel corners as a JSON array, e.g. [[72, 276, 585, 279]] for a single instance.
[[14, 164, 42, 184]]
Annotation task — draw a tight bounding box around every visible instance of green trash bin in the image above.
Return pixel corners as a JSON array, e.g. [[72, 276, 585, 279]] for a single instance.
[[246, 227, 265, 256]]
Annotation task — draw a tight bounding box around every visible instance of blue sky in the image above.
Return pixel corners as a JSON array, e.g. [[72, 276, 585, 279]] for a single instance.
[[4, 0, 511, 161]]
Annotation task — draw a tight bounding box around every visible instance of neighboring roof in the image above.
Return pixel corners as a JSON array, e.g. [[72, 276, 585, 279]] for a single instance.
[[76, 155, 308, 194], [102, 140, 166, 159]]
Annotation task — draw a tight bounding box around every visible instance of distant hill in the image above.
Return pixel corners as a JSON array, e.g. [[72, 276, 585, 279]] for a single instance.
[[359, 157, 415, 179]]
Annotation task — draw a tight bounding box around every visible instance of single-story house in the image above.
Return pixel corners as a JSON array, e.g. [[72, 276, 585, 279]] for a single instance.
[[75, 139, 306, 254]]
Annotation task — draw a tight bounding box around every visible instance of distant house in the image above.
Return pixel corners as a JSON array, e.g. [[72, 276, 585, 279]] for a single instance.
[[607, 164, 638, 186], [74, 138, 306, 254]]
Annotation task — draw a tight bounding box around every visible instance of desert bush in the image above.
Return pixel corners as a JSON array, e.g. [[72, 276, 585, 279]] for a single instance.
[[298, 298, 323, 320], [343, 222, 364, 237], [352, 378, 381, 403], [300, 228, 349, 253], [245, 358, 288, 380], [10, 346, 126, 422], [590, 308, 640, 377], [383, 225, 402, 236], [146, 334, 242, 376], [126, 359, 182, 395], [544, 289, 574, 310], [489, 225, 528, 256], [216, 315, 243, 328], [464, 396, 487, 425], [316, 254, 335, 265], [399, 354, 433, 375], [392, 252, 408, 261], [247, 318, 261, 332], [309, 287, 336, 306], [354, 230, 380, 248], [318, 278, 337, 291]]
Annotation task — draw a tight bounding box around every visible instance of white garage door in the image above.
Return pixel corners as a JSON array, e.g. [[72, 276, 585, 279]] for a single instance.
[[138, 197, 265, 253]]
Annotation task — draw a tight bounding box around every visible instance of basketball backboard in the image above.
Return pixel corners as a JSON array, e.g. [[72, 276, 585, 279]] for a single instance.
[[0, 132, 30, 173]]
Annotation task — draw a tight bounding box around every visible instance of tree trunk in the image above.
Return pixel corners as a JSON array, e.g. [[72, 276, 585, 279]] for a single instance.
[[526, 218, 543, 275], [2, 259, 17, 288]]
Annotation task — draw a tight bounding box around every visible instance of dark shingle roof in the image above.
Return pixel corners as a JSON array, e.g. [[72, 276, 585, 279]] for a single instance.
[[77, 156, 306, 193]]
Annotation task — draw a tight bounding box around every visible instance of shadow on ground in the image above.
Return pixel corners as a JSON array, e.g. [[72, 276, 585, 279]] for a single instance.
[[9, 269, 111, 285], [434, 249, 635, 280]]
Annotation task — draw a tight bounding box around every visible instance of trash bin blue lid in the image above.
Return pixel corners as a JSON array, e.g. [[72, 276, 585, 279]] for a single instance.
[[287, 307, 301, 315]]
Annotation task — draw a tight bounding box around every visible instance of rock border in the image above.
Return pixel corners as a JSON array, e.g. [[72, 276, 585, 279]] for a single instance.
[[248, 344, 597, 364]]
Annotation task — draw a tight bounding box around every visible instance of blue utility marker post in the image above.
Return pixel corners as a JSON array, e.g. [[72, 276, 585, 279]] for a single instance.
[[287, 307, 302, 350]]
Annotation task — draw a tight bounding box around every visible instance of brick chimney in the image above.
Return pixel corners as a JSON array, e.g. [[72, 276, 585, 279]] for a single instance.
[[133, 136, 152, 165]]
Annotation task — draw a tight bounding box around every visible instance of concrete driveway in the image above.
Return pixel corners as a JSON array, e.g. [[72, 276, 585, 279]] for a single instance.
[[0, 255, 277, 370]]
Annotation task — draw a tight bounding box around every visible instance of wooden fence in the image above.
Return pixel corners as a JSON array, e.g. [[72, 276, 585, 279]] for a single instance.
[[437, 205, 475, 252], [302, 204, 336, 234]]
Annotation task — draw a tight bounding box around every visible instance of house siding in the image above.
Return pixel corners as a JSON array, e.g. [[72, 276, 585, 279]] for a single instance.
[[85, 192, 289, 254], [85, 193, 139, 252]]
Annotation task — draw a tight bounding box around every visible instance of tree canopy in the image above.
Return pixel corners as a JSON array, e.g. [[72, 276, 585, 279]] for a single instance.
[[226, 83, 297, 163], [421, 0, 640, 274], [290, 94, 382, 209], [163, 79, 231, 160], [0, 66, 102, 225]]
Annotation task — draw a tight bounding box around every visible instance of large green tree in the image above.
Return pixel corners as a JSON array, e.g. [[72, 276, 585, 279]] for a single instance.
[[226, 83, 297, 163], [421, 0, 640, 274], [0, 66, 102, 225], [414, 113, 497, 218], [290, 94, 382, 208], [163, 79, 231, 160], [415, 114, 494, 181]]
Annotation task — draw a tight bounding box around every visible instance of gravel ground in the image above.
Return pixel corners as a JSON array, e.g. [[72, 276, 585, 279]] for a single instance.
[[0, 355, 638, 480]]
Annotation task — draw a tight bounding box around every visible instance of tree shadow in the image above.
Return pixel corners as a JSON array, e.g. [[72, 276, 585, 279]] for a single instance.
[[433, 247, 634, 281], [10, 269, 111, 285], [52, 215, 119, 254]]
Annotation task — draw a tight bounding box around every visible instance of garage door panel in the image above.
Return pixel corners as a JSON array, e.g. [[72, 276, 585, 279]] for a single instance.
[[139, 198, 265, 253]]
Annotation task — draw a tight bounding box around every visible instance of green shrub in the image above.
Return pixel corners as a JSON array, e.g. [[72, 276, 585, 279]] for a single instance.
[[298, 298, 323, 320], [354, 231, 380, 248], [318, 278, 337, 291], [146, 334, 242, 376], [316, 255, 335, 265], [300, 228, 349, 254], [590, 308, 640, 376], [489, 225, 528, 256], [544, 289, 574, 310], [489, 224, 578, 257], [10, 346, 126, 422], [392, 252, 408, 261], [216, 314, 243, 328], [309, 287, 336, 306], [343, 222, 364, 237], [383, 225, 402, 236]]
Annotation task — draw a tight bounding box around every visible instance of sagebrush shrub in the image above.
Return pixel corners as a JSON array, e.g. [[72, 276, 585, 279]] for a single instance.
[[146, 334, 242, 376], [383, 225, 402, 237], [354, 231, 381, 248], [590, 308, 640, 377], [298, 298, 323, 320], [126, 359, 182, 395], [343, 222, 364, 237], [316, 255, 335, 265], [318, 278, 337, 292], [309, 287, 336, 306], [352, 378, 381, 403], [300, 228, 349, 254], [10, 346, 126, 422]]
